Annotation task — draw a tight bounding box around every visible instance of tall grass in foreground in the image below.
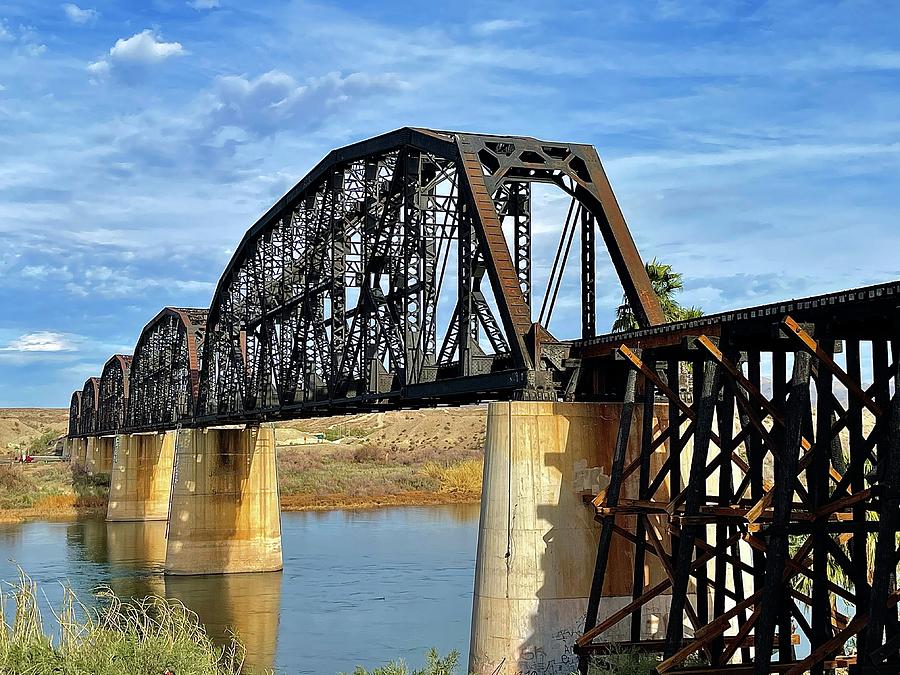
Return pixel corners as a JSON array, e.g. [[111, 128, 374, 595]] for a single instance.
[[0, 570, 247, 675]]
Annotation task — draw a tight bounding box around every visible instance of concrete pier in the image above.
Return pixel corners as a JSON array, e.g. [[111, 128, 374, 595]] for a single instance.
[[165, 425, 283, 575], [87, 436, 114, 475], [107, 432, 176, 521], [67, 437, 89, 465], [468, 401, 672, 675]]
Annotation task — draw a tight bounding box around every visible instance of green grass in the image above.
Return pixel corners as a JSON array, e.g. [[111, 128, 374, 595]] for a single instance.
[[321, 426, 371, 442], [579, 648, 662, 674], [277, 459, 435, 497], [344, 648, 459, 675], [0, 570, 251, 675]]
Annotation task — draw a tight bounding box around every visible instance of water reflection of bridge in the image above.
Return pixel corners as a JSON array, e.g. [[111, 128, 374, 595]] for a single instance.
[[62, 128, 900, 674]]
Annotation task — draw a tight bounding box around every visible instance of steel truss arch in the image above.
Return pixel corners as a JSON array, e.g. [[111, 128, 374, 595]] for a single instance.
[[68, 390, 81, 438], [197, 127, 663, 422], [125, 307, 207, 432], [97, 354, 131, 434], [79, 377, 100, 436]]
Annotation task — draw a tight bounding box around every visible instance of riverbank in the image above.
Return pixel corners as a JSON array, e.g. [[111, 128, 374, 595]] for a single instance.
[[0, 407, 486, 524], [0, 490, 480, 523]]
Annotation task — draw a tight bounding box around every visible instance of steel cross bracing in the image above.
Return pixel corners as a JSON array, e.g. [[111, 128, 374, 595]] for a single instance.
[[574, 281, 900, 674]]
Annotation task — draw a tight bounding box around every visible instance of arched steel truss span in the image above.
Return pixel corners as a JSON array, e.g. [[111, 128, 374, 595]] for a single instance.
[[78, 377, 99, 437], [196, 127, 664, 422], [98, 354, 131, 434], [68, 390, 81, 438], [124, 307, 207, 433]]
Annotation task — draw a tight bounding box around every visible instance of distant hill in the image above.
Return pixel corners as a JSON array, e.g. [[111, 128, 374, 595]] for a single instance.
[[0, 408, 68, 455]]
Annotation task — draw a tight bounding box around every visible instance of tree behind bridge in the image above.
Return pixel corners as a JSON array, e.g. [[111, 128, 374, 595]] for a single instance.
[[613, 258, 702, 331]]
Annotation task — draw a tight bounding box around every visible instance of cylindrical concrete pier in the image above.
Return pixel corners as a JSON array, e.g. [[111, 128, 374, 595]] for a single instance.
[[107, 432, 176, 521], [469, 401, 671, 675], [165, 425, 283, 575]]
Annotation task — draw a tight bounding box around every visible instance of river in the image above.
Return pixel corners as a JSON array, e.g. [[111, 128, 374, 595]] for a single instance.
[[0, 504, 480, 674]]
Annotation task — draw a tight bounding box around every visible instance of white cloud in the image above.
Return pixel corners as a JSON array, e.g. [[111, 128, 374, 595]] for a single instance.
[[25, 43, 46, 56], [88, 29, 186, 82], [0, 84, 6, 92], [110, 29, 185, 64], [188, 0, 220, 8], [0, 21, 11, 42], [63, 3, 99, 24], [1, 331, 76, 352], [204, 69, 407, 138], [86, 59, 110, 82], [472, 19, 529, 35]]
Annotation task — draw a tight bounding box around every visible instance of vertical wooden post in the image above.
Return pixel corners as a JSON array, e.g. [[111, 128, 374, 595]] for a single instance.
[[630, 361, 656, 642], [664, 358, 720, 658], [580, 368, 637, 675], [753, 350, 811, 674]]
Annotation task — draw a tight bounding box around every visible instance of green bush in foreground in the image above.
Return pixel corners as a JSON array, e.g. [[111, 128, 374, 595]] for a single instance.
[[0, 570, 246, 675], [346, 648, 459, 675], [580, 647, 661, 674]]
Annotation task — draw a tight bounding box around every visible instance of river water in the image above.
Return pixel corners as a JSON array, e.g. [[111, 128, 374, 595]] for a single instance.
[[0, 504, 480, 674]]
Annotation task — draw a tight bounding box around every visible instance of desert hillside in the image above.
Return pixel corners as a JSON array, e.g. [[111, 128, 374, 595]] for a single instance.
[[1, 408, 68, 455]]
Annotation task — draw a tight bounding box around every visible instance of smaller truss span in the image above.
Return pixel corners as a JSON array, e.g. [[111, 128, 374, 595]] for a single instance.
[[78, 377, 100, 437], [98, 354, 132, 434], [124, 307, 207, 433], [68, 390, 81, 438]]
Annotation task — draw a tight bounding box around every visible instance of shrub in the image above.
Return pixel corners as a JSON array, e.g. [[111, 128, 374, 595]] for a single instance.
[[353, 444, 386, 463], [577, 645, 661, 675], [422, 459, 483, 494], [0, 464, 30, 492], [28, 429, 59, 455], [346, 648, 459, 675]]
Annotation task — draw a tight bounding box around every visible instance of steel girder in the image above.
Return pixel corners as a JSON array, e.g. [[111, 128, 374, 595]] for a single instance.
[[195, 127, 664, 422], [575, 280, 900, 674], [97, 354, 132, 434], [124, 307, 207, 432]]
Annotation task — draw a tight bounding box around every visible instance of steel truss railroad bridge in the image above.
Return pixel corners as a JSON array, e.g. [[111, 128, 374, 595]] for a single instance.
[[67, 128, 899, 674]]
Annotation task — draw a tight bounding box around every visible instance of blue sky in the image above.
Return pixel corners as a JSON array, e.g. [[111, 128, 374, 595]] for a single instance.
[[1, 0, 899, 407]]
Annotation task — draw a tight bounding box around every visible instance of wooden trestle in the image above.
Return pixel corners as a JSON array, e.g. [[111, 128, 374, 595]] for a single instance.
[[574, 283, 900, 674]]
